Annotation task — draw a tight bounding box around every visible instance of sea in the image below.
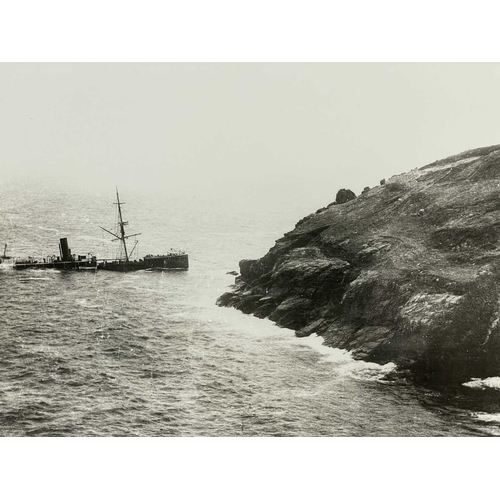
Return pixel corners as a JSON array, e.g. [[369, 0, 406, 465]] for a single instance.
[[2, 178, 500, 437]]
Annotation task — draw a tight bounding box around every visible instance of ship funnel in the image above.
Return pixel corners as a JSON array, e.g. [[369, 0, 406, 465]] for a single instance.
[[59, 238, 71, 261]]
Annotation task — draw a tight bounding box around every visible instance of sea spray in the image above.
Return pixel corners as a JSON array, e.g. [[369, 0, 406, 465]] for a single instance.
[[293, 334, 397, 381]]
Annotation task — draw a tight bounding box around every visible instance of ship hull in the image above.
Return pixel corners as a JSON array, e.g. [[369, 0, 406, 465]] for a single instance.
[[13, 260, 97, 271], [98, 254, 189, 272], [13, 254, 189, 272]]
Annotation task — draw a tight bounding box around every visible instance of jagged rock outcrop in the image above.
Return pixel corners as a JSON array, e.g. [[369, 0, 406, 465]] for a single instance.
[[217, 145, 500, 382]]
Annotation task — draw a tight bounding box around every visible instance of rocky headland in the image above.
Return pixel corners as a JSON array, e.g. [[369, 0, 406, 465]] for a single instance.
[[217, 145, 500, 382]]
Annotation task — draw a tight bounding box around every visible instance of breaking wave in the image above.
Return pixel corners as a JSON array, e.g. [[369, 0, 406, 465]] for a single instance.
[[471, 412, 500, 423], [293, 334, 351, 363], [336, 360, 397, 381], [463, 377, 500, 390], [293, 334, 397, 381]]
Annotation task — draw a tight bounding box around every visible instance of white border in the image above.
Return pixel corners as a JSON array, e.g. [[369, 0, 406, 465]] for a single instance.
[[1, 0, 500, 62], [1, 1, 498, 498], [1, 438, 497, 498]]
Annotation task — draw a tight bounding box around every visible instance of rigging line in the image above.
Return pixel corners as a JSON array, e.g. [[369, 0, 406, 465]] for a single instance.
[[111, 232, 142, 242], [129, 240, 138, 257], [98, 225, 120, 240]]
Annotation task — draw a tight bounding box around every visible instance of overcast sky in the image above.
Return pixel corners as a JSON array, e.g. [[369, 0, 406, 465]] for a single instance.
[[2, 63, 500, 205]]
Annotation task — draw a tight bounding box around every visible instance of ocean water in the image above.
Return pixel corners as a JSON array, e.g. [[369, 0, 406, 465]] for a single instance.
[[2, 179, 500, 437]]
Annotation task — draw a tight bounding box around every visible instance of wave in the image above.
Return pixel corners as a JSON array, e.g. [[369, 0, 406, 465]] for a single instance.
[[293, 334, 352, 363], [293, 334, 396, 381], [19, 277, 52, 281], [75, 298, 99, 309], [463, 377, 500, 390], [336, 360, 397, 382], [471, 412, 500, 423]]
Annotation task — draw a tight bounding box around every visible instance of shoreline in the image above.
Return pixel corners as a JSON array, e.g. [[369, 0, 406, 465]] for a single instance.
[[218, 144, 500, 383]]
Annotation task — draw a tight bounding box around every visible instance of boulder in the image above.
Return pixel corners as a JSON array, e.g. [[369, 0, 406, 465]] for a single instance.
[[335, 188, 357, 205]]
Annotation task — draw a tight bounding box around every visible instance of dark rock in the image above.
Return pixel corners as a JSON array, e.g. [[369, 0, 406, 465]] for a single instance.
[[322, 321, 358, 350], [272, 248, 350, 293], [356, 246, 380, 262], [295, 213, 315, 227], [268, 296, 314, 329], [349, 326, 394, 358], [218, 144, 500, 382], [239, 259, 257, 281], [335, 189, 357, 205], [254, 300, 278, 319], [239, 294, 264, 314], [269, 296, 312, 319], [216, 291, 239, 308], [296, 318, 328, 338]]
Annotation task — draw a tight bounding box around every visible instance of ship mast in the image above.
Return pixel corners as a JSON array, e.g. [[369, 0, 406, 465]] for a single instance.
[[115, 188, 129, 262], [99, 187, 141, 263]]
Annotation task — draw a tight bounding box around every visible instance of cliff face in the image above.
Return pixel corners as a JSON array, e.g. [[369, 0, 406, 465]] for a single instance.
[[217, 145, 500, 382]]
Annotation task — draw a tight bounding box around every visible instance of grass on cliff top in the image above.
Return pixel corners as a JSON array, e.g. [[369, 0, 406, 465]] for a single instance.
[[291, 146, 500, 289]]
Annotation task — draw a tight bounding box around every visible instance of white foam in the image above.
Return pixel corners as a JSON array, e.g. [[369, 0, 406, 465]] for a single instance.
[[337, 360, 397, 381], [463, 377, 500, 390], [293, 334, 352, 363], [28, 268, 60, 273], [216, 307, 397, 382], [292, 334, 397, 381], [471, 412, 500, 424]]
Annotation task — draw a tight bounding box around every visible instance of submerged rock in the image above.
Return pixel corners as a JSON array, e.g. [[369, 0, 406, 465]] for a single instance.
[[218, 144, 500, 382]]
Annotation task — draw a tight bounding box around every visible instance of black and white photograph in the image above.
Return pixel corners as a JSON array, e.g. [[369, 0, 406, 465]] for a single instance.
[[5, 61, 500, 438], [1, 1, 499, 498]]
